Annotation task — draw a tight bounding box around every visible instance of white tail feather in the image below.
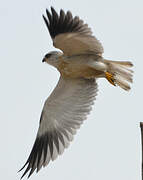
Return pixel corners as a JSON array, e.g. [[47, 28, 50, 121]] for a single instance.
[[115, 74, 131, 91], [104, 60, 133, 91]]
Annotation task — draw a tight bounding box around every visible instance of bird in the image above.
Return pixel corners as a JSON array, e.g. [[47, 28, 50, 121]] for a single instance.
[[19, 7, 133, 179]]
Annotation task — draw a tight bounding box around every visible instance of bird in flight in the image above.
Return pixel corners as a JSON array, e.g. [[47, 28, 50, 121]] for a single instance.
[[19, 7, 133, 179]]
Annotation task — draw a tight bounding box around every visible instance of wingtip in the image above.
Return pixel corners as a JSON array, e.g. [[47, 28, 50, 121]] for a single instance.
[[46, 8, 50, 14], [20, 173, 25, 180], [50, 6, 54, 11], [42, 14, 46, 20], [42, 14, 49, 28], [18, 166, 25, 173], [18, 161, 30, 179], [19, 166, 30, 180], [18, 160, 28, 172], [27, 171, 33, 179]]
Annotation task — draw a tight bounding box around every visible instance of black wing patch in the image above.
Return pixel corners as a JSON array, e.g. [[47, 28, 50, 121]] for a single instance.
[[42, 7, 92, 39], [19, 130, 65, 179]]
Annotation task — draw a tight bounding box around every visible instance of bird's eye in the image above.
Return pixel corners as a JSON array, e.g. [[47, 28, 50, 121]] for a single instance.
[[45, 54, 51, 58]]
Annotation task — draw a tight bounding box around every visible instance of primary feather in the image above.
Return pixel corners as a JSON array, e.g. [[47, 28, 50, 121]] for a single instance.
[[19, 77, 98, 178]]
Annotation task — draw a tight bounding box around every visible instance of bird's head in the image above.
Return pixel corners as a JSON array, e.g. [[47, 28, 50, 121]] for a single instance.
[[42, 51, 62, 67]]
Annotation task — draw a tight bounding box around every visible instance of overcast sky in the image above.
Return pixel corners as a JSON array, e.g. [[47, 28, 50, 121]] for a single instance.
[[0, 0, 142, 179]]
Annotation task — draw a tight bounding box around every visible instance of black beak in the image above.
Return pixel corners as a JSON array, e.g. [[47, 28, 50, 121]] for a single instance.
[[42, 58, 46, 62]]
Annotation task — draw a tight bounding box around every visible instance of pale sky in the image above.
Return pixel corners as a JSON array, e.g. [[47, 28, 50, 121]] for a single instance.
[[0, 0, 142, 179]]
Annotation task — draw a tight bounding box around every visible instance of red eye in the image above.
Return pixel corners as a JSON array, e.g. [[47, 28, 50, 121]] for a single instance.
[[45, 53, 52, 58]]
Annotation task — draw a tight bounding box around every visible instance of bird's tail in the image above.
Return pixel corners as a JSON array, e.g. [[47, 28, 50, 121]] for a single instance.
[[103, 59, 133, 91]]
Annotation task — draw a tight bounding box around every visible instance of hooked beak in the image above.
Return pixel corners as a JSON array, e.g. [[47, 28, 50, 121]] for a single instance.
[[42, 58, 46, 62]]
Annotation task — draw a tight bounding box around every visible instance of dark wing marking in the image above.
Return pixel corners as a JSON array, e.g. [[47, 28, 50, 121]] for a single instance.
[[42, 7, 92, 39], [19, 77, 98, 179], [42, 7, 104, 55]]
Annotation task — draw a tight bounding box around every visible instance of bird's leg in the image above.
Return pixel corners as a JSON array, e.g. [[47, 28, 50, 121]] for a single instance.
[[105, 72, 116, 86]]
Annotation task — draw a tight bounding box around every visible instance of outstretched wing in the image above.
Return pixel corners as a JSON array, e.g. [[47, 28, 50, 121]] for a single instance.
[[19, 77, 98, 178], [43, 7, 104, 56]]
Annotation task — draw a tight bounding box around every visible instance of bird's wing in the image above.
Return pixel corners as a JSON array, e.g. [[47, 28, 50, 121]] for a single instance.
[[19, 77, 98, 178], [43, 7, 104, 56]]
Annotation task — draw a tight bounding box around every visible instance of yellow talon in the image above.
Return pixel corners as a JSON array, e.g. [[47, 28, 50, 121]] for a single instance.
[[105, 72, 116, 86]]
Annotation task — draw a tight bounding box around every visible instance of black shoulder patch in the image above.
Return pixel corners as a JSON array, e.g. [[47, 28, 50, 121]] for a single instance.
[[43, 7, 91, 39]]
